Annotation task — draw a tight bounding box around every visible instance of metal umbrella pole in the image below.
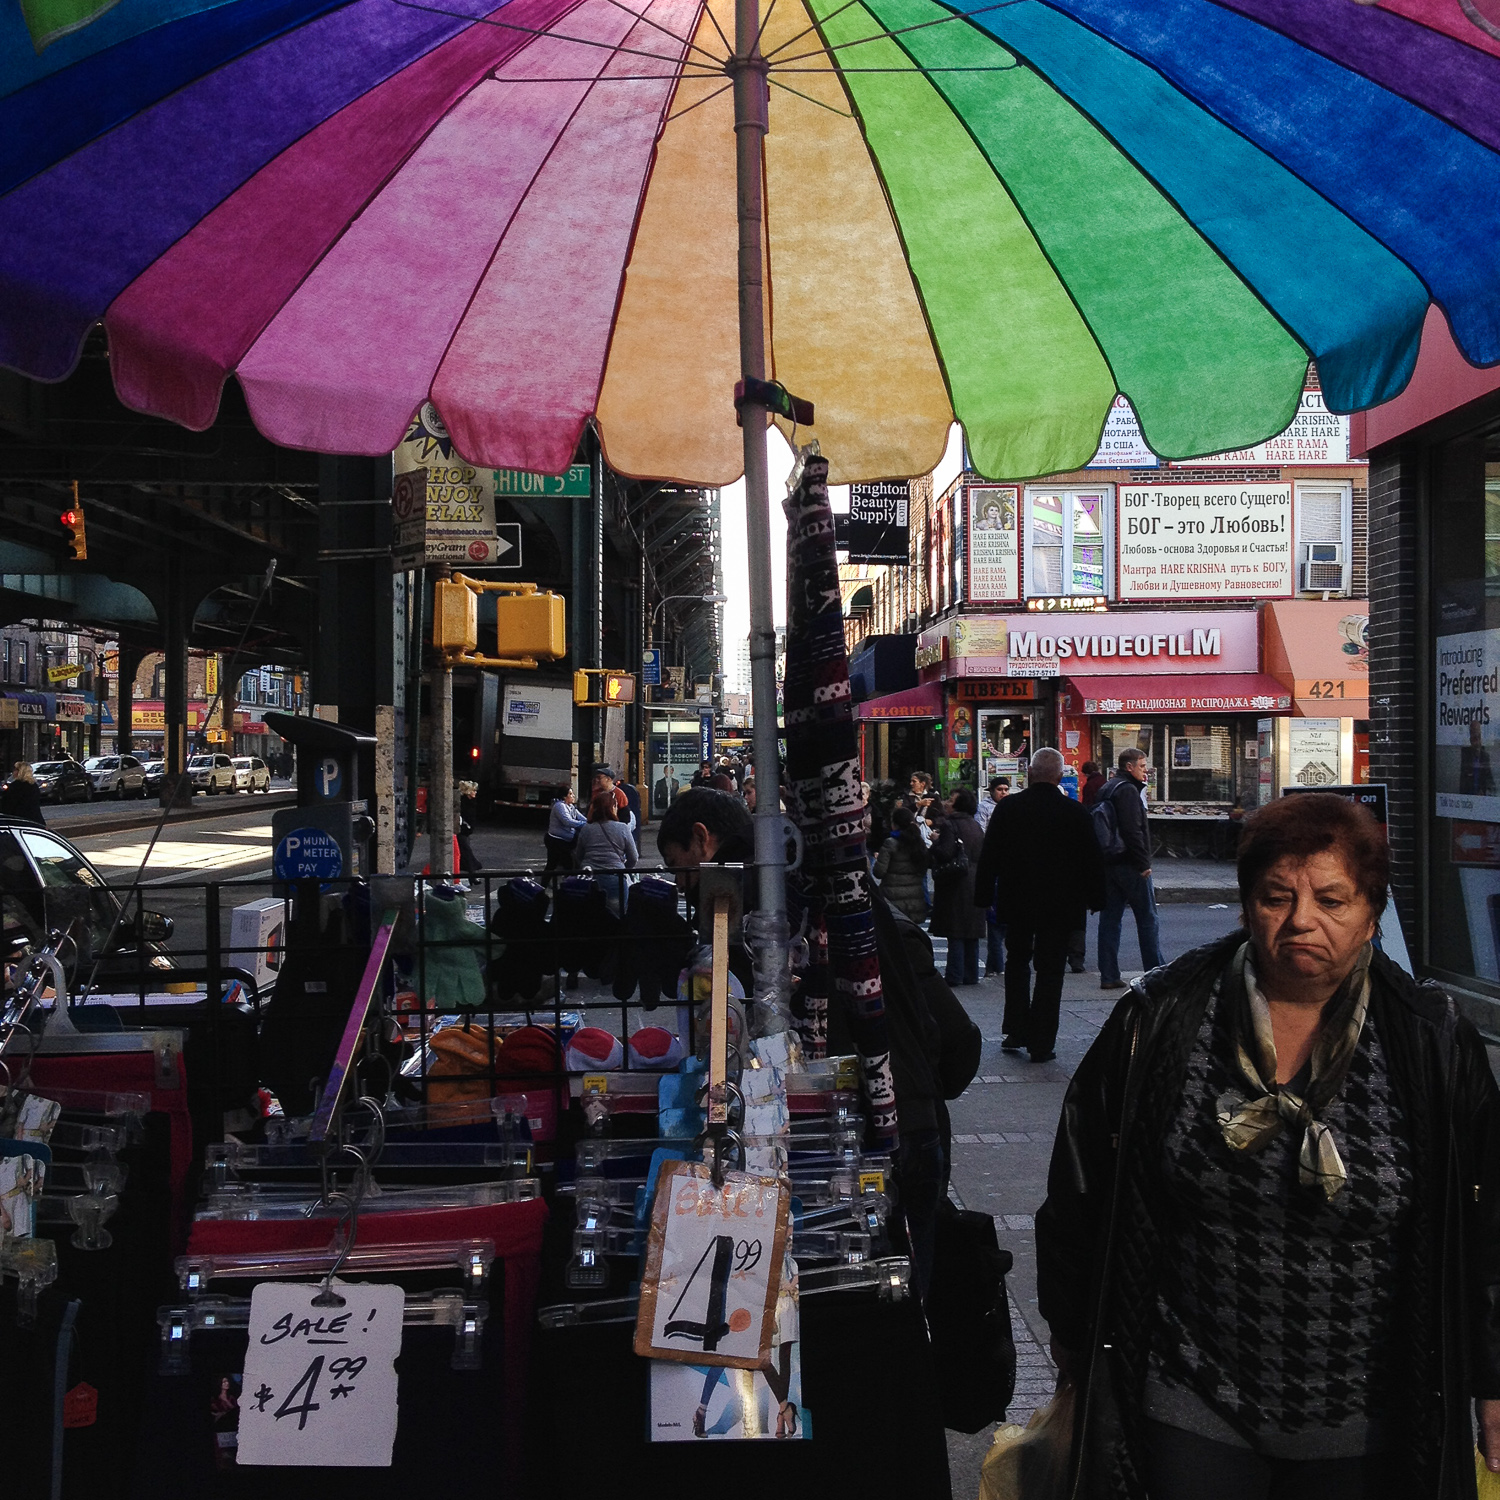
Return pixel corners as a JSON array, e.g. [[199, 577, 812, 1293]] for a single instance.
[[730, 0, 785, 924]]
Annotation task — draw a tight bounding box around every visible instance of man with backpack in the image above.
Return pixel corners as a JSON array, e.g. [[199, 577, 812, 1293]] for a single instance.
[[973, 748, 1104, 1062], [1093, 747, 1166, 989]]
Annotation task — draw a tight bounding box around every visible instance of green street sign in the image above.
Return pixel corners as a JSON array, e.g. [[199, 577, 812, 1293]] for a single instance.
[[493, 464, 591, 498]]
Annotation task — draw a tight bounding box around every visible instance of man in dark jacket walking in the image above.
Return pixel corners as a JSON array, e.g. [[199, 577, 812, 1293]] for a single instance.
[[974, 748, 1104, 1062], [1097, 748, 1165, 989]]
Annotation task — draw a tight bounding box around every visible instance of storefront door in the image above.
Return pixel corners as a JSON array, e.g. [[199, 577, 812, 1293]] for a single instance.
[[977, 710, 1034, 789]]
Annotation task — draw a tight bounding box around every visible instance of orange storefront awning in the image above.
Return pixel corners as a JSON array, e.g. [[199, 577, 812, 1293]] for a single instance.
[[1261, 599, 1370, 718]]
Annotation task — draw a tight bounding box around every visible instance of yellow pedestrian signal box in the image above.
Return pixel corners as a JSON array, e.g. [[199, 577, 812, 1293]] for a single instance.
[[433, 580, 478, 652], [434, 575, 566, 669], [494, 589, 566, 661], [573, 669, 635, 707]]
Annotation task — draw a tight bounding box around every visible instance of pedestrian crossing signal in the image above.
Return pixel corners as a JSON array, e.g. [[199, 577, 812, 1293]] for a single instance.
[[604, 673, 635, 705], [60, 505, 86, 561]]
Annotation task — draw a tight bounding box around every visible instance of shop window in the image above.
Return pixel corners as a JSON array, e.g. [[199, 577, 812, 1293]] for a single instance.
[[1024, 487, 1111, 598], [1294, 482, 1352, 595], [1165, 723, 1234, 803], [1097, 723, 1159, 801]]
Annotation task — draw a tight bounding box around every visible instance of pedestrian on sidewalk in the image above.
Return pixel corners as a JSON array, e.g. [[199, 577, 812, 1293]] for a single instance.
[[974, 747, 1103, 1062], [1037, 792, 1500, 1498], [1080, 759, 1107, 806], [0, 762, 45, 826], [929, 788, 986, 987], [872, 805, 931, 924], [1096, 748, 1166, 989], [544, 785, 587, 873], [573, 790, 637, 916], [976, 777, 1011, 978]]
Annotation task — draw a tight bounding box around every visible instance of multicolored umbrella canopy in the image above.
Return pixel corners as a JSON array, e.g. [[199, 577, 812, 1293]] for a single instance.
[[4, 0, 1500, 484]]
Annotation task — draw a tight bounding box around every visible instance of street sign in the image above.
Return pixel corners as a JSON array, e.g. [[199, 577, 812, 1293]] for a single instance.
[[494, 465, 591, 498], [642, 649, 661, 687], [493, 522, 523, 568], [315, 756, 343, 800], [46, 662, 83, 683], [699, 711, 714, 767], [273, 828, 344, 881]]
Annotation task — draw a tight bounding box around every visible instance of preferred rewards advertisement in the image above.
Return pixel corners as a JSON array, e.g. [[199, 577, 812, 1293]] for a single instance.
[[1435, 628, 1500, 825]]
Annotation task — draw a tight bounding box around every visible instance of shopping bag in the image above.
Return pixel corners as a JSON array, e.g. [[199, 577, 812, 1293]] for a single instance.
[[1477, 1447, 1500, 1498], [977, 1384, 1074, 1500]]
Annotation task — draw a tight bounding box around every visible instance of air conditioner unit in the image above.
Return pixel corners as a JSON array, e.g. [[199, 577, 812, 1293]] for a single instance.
[[1299, 541, 1344, 593], [1300, 561, 1345, 591]]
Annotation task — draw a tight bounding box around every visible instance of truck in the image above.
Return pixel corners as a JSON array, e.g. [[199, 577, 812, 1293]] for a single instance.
[[451, 668, 577, 811]]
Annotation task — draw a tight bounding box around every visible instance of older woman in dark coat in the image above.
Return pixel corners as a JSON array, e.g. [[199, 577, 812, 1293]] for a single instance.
[[1038, 793, 1500, 1499], [929, 787, 987, 987]]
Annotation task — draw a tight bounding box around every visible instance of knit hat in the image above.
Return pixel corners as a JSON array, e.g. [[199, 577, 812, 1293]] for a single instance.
[[628, 1026, 685, 1070], [563, 1026, 624, 1073]]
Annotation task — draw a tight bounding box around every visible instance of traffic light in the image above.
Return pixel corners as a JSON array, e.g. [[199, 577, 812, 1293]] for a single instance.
[[59, 503, 86, 560], [574, 669, 635, 707], [603, 673, 635, 705], [573, 671, 591, 705]]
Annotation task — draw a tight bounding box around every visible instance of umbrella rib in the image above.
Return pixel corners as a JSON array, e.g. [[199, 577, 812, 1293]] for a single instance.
[[752, 0, 781, 53], [602, 0, 727, 66], [767, 72, 852, 114], [761, 0, 862, 61], [697, 0, 735, 60], [665, 77, 736, 120], [392, 0, 706, 67], [776, 61, 1019, 71]]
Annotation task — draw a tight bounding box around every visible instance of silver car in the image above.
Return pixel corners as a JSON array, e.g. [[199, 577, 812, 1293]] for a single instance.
[[231, 755, 272, 793], [83, 754, 148, 798], [187, 753, 236, 794]]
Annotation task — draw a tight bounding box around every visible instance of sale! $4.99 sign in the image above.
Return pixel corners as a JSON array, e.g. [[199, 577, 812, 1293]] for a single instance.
[[634, 1161, 790, 1368], [237, 1281, 404, 1467]]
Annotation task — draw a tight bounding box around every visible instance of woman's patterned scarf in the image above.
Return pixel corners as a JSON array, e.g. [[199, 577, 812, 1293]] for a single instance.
[[781, 452, 898, 1152], [1215, 941, 1373, 1200]]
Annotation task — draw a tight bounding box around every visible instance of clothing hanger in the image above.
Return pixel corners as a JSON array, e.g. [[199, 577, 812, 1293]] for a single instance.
[[176, 1238, 497, 1299]]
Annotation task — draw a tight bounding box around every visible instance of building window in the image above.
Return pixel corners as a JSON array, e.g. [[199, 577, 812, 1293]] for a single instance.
[[1024, 487, 1112, 598], [1, 638, 9, 684], [17, 642, 28, 687], [1294, 481, 1353, 595]]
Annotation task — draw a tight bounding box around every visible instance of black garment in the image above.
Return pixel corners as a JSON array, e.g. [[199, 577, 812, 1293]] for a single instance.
[[974, 781, 1104, 926], [929, 813, 986, 941], [1003, 916, 1072, 1058], [1101, 773, 1153, 872], [620, 780, 643, 830], [0, 775, 45, 825], [1146, 1421, 1404, 1500], [1036, 933, 1500, 1500], [1151, 980, 1414, 1456]]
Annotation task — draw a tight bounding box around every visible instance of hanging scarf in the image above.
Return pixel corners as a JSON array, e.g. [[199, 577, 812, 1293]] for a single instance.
[[1214, 941, 1373, 1200], [781, 450, 898, 1152]]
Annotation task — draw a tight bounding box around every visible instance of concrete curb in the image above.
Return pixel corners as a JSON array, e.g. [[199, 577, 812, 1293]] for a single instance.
[[1155, 885, 1238, 905]]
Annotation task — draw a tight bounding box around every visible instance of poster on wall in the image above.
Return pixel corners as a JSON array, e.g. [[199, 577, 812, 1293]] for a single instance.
[[1086, 394, 1160, 468], [1117, 483, 1293, 601], [1287, 718, 1342, 787], [847, 482, 910, 562], [1435, 628, 1500, 823], [966, 486, 1020, 604], [947, 700, 975, 760]]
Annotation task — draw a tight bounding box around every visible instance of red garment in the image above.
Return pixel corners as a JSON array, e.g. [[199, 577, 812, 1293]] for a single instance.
[[31, 1050, 194, 1253]]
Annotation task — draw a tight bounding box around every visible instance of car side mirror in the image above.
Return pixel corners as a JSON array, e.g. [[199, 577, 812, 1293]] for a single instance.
[[135, 910, 174, 943]]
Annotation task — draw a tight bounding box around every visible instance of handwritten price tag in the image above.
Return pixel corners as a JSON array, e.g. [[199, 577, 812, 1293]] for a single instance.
[[634, 1160, 789, 1368], [236, 1281, 403, 1467]]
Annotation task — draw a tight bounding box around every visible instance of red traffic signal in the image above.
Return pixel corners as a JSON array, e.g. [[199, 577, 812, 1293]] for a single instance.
[[59, 505, 86, 560]]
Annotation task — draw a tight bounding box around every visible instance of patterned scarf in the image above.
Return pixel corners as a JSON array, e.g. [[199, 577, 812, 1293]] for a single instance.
[[781, 452, 899, 1152], [1214, 941, 1373, 1200]]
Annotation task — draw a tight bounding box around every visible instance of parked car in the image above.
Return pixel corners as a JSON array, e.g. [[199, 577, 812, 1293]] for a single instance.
[[141, 759, 166, 795], [0, 817, 174, 980], [30, 760, 94, 804], [83, 754, 148, 799], [187, 753, 237, 794], [231, 756, 272, 793]]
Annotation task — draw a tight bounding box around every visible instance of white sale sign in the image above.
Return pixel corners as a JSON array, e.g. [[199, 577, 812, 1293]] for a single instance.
[[237, 1281, 403, 1468]]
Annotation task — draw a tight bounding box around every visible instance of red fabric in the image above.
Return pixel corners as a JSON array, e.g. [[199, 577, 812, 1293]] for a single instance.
[[30, 1050, 194, 1253], [190, 1197, 549, 1461]]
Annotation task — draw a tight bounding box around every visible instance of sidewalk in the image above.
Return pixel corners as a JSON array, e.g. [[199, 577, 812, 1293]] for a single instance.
[[1148, 855, 1238, 903]]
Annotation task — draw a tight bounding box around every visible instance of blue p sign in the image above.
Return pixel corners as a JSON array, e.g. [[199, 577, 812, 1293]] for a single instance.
[[315, 756, 342, 800]]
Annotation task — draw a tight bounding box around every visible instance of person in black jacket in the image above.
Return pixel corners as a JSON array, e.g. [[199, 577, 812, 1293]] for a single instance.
[[0, 761, 45, 826], [973, 747, 1104, 1063], [1037, 794, 1500, 1499], [657, 787, 982, 1297], [1097, 747, 1165, 989]]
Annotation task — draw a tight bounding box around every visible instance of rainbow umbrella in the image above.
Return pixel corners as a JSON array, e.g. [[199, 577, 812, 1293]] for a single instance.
[[5, 0, 1500, 906]]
